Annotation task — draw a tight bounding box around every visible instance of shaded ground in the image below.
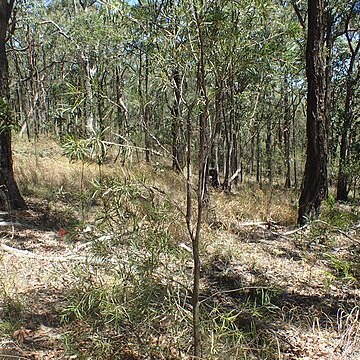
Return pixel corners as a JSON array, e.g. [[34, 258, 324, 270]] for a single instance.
[[0, 196, 360, 359], [204, 219, 360, 359], [0, 200, 82, 359]]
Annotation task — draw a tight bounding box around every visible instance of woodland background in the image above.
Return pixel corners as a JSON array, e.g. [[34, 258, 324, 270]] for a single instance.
[[0, 0, 359, 359]]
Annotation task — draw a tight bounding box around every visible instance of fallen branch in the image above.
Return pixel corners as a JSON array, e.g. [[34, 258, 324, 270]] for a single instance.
[[228, 169, 241, 185], [338, 230, 360, 243], [282, 224, 308, 236], [268, 224, 308, 240], [233, 221, 308, 241], [0, 221, 22, 227], [233, 221, 271, 227], [0, 243, 111, 265], [232, 221, 280, 230]]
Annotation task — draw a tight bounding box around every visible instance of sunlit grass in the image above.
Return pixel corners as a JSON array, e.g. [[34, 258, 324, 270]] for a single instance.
[[6, 137, 360, 359]]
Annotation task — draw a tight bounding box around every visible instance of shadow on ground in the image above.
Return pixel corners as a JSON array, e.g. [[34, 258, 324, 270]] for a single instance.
[[0, 198, 81, 238], [203, 254, 358, 338]]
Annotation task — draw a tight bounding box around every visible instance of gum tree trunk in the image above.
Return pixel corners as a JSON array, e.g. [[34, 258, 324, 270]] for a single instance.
[[298, 0, 327, 225], [0, 0, 26, 210], [284, 76, 291, 189], [336, 11, 360, 201]]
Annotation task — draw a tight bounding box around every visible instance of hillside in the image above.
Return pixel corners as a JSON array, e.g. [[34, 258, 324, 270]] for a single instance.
[[0, 139, 359, 359]]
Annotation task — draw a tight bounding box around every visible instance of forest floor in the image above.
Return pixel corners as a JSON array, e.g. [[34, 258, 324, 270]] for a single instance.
[[0, 139, 359, 359]]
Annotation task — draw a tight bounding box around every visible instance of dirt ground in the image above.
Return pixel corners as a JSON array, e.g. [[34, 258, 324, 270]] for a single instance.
[[0, 200, 84, 359], [0, 198, 360, 359]]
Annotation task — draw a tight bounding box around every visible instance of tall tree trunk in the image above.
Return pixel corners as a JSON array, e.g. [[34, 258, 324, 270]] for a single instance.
[[209, 81, 222, 184], [292, 103, 298, 188], [336, 78, 355, 201], [0, 0, 26, 210], [222, 76, 238, 190], [266, 113, 273, 184], [256, 127, 261, 184], [336, 34, 360, 201], [284, 76, 291, 188], [222, 99, 232, 190], [138, 50, 151, 163], [144, 53, 151, 163], [230, 78, 238, 186], [115, 66, 126, 134], [84, 58, 95, 135], [298, 0, 327, 225], [324, 9, 333, 140]]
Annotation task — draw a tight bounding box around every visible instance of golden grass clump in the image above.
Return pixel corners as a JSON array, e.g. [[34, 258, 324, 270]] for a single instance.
[[13, 138, 120, 198], [209, 184, 297, 229]]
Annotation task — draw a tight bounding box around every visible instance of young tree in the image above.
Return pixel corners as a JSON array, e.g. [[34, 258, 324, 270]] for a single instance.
[[0, 0, 26, 209], [298, 0, 328, 225]]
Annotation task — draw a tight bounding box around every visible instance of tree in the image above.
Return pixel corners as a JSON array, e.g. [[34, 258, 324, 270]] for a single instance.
[[0, 0, 26, 209], [336, 2, 360, 201], [298, 0, 328, 225]]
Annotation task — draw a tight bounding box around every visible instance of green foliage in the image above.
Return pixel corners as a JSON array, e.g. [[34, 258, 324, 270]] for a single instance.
[[93, 178, 170, 232], [62, 275, 189, 358], [61, 177, 189, 356], [0, 294, 24, 321], [0, 293, 24, 336], [205, 307, 246, 357], [323, 195, 360, 230], [198, 286, 281, 358], [326, 254, 357, 283], [62, 135, 90, 162], [62, 132, 109, 165]]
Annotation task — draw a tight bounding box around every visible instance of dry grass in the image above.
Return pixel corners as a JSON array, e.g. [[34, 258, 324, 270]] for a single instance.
[[14, 138, 115, 197], [1, 137, 359, 359], [207, 185, 298, 232]]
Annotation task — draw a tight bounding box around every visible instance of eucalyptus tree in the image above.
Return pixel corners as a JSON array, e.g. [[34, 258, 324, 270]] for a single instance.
[[335, 1, 360, 201], [225, 0, 304, 188], [0, 0, 26, 209], [10, 0, 130, 139], [290, 0, 360, 204], [163, 0, 186, 171], [298, 0, 328, 225], [9, 2, 51, 138]]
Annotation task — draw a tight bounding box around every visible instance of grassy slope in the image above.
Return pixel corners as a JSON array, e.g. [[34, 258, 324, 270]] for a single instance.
[[0, 138, 359, 359]]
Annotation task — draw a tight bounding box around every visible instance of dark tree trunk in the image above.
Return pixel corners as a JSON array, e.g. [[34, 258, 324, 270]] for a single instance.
[[292, 101, 298, 189], [209, 81, 222, 184], [324, 9, 333, 139], [336, 75, 356, 201], [284, 76, 291, 189], [0, 0, 26, 210], [298, 0, 327, 225], [256, 127, 261, 184], [336, 31, 360, 201], [266, 113, 273, 184]]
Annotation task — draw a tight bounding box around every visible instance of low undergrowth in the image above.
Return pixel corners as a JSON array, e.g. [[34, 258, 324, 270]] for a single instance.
[[59, 177, 281, 358], [2, 138, 358, 359]]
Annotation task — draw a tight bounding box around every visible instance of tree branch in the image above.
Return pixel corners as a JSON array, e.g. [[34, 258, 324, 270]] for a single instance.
[[291, 0, 306, 31]]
